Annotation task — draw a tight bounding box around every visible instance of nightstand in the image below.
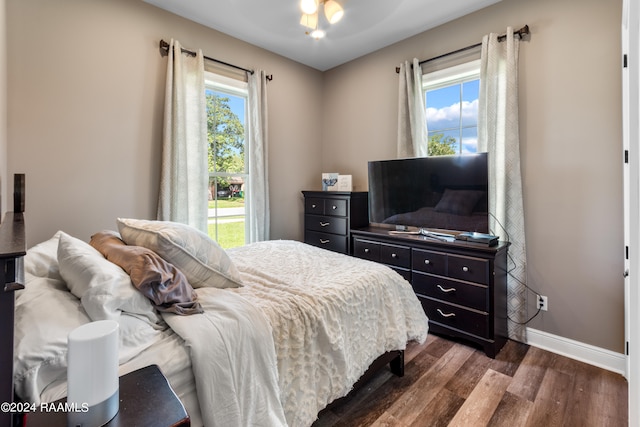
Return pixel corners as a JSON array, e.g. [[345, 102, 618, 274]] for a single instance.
[[25, 365, 190, 427], [302, 191, 368, 254]]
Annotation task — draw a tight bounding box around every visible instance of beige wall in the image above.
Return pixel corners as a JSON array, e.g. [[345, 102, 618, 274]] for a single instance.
[[7, 0, 625, 353], [322, 0, 625, 352], [7, 0, 323, 246]]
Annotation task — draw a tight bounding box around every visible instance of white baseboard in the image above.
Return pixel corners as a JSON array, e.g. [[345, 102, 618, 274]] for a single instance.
[[525, 327, 627, 376]]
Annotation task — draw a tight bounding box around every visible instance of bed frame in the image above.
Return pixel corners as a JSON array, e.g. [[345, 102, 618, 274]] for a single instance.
[[0, 174, 26, 427], [0, 174, 404, 426]]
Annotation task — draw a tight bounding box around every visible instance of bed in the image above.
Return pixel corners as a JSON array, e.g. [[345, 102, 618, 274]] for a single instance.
[[3, 188, 429, 427]]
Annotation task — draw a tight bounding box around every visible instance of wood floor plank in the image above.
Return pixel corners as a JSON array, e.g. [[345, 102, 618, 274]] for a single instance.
[[384, 344, 474, 425], [404, 334, 433, 363], [487, 391, 534, 427], [407, 387, 464, 427], [506, 345, 553, 401], [595, 370, 629, 426], [319, 345, 439, 426], [422, 334, 456, 359], [370, 412, 407, 427], [523, 366, 572, 427], [489, 339, 530, 377], [447, 369, 512, 427], [313, 335, 628, 427], [563, 364, 628, 427], [444, 350, 492, 399]]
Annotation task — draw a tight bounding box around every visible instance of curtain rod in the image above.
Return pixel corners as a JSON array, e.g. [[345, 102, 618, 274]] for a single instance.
[[395, 25, 529, 73], [159, 39, 273, 81]]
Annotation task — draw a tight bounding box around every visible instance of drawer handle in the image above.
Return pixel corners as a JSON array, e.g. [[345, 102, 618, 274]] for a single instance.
[[332, 205, 337, 210], [437, 309, 456, 318], [311, 204, 317, 208], [391, 253, 397, 258], [437, 285, 456, 293], [462, 266, 469, 272], [364, 248, 370, 253], [320, 239, 330, 244], [424, 259, 430, 265], [319, 222, 330, 227]]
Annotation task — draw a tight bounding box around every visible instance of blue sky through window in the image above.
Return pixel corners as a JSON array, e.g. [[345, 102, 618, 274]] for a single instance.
[[425, 79, 479, 154]]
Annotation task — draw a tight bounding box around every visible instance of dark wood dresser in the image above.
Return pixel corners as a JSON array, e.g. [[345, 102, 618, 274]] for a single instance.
[[351, 226, 509, 358], [302, 191, 368, 254]]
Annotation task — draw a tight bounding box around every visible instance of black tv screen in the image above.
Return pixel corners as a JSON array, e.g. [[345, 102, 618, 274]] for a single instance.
[[368, 153, 489, 233]]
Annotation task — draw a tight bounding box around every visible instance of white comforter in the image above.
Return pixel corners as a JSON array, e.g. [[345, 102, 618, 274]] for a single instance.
[[223, 240, 428, 427]]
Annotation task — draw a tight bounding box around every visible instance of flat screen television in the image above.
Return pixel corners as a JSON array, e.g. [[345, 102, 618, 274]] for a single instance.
[[368, 153, 489, 234]]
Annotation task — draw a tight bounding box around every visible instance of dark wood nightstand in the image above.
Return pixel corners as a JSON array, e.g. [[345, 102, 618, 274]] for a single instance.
[[25, 365, 190, 427], [302, 191, 368, 254]]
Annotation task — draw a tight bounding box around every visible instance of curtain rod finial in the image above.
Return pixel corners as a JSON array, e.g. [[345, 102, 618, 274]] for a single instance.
[[159, 39, 170, 57]]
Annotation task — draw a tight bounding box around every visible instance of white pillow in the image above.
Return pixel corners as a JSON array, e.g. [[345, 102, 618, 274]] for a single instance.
[[14, 276, 165, 404], [57, 232, 160, 325], [24, 230, 63, 280], [117, 218, 243, 289]]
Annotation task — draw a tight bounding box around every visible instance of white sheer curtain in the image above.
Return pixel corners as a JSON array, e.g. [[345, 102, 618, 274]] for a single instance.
[[397, 58, 428, 158], [157, 39, 208, 233], [247, 70, 270, 242], [478, 27, 527, 341]]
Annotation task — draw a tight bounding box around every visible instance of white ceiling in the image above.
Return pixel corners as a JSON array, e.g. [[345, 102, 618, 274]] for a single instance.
[[144, 0, 502, 71]]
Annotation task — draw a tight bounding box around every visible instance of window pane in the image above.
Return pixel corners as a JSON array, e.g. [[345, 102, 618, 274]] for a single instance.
[[205, 83, 247, 249], [206, 90, 246, 174], [461, 80, 479, 127], [461, 127, 478, 154], [426, 85, 460, 131], [208, 175, 246, 249], [423, 60, 480, 157], [428, 129, 460, 156]]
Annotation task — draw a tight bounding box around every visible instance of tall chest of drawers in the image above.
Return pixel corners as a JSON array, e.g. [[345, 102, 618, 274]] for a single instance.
[[351, 226, 509, 358], [302, 191, 369, 254]]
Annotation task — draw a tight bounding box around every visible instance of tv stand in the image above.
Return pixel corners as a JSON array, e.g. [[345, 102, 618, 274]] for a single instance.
[[351, 226, 509, 358]]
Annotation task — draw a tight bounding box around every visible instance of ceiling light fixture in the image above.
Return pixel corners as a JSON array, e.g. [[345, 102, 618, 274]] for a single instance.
[[299, 0, 344, 40]]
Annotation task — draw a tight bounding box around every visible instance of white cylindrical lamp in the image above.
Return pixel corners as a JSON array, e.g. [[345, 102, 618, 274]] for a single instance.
[[67, 320, 119, 427]]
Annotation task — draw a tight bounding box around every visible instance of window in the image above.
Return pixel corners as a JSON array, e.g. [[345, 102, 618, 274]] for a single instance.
[[423, 60, 480, 155], [205, 72, 248, 249]]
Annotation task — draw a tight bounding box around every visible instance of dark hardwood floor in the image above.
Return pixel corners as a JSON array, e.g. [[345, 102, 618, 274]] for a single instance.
[[313, 334, 628, 427]]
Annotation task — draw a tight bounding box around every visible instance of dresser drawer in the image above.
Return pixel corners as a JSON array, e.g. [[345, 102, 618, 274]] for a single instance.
[[304, 230, 347, 253], [305, 198, 324, 215], [412, 272, 488, 312], [380, 243, 411, 268], [323, 198, 347, 217], [392, 267, 411, 282], [353, 238, 380, 262], [412, 249, 447, 276], [304, 197, 347, 217], [305, 214, 347, 235], [447, 254, 490, 285], [420, 297, 489, 338]]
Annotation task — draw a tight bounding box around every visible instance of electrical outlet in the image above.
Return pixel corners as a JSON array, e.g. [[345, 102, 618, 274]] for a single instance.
[[537, 295, 548, 311]]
